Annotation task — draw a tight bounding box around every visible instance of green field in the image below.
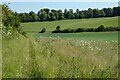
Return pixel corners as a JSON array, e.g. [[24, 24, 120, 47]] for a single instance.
[[3, 34, 118, 78], [34, 32, 118, 41], [21, 17, 118, 32], [3, 17, 119, 78]]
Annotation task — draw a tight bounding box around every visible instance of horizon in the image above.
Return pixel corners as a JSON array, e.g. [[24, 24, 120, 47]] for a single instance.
[[7, 2, 118, 13]]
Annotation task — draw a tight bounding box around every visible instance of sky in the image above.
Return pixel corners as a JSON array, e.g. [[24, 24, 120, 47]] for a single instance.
[[6, 2, 119, 13]]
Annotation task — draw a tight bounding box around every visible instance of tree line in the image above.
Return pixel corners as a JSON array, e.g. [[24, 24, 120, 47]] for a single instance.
[[38, 25, 120, 33], [17, 6, 120, 22]]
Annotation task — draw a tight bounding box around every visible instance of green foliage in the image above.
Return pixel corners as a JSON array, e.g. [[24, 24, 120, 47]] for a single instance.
[[39, 28, 46, 33], [56, 25, 60, 30], [17, 6, 119, 22], [21, 31, 27, 37], [95, 25, 106, 32], [3, 35, 118, 78], [2, 4, 21, 36], [52, 24, 119, 33], [38, 9, 47, 21], [93, 9, 105, 18], [21, 17, 118, 32], [113, 7, 120, 16], [29, 11, 39, 22], [49, 12, 56, 21], [103, 8, 113, 17], [52, 26, 61, 33]]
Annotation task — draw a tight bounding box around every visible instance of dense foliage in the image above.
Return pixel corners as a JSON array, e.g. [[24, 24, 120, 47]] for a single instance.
[[52, 25, 120, 33], [2, 4, 21, 36], [18, 7, 120, 22], [2, 4, 27, 37], [39, 28, 46, 33]]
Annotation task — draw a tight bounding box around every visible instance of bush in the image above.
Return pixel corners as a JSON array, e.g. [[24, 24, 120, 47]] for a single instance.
[[21, 31, 27, 37], [95, 25, 106, 32], [52, 26, 62, 33], [56, 25, 61, 30], [39, 28, 46, 33], [86, 28, 96, 32], [75, 28, 85, 32], [61, 28, 74, 33], [116, 27, 120, 31], [51, 25, 119, 33], [52, 29, 61, 33], [106, 27, 117, 31]]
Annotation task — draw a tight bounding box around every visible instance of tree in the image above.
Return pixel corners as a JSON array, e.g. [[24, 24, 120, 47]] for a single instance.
[[79, 11, 84, 19], [43, 8, 50, 14], [38, 9, 47, 21], [113, 7, 120, 16], [82, 10, 88, 18], [64, 9, 68, 19], [49, 12, 56, 21], [87, 8, 93, 18], [103, 8, 113, 17], [58, 10, 64, 20], [76, 9, 79, 13], [98, 10, 105, 17], [18, 13, 29, 22], [29, 11, 39, 22], [93, 9, 99, 18], [69, 9, 75, 19], [2, 4, 21, 36], [51, 9, 58, 20], [93, 9, 105, 18]]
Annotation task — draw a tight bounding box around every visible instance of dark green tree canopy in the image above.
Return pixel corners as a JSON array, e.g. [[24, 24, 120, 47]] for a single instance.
[[17, 6, 120, 22]]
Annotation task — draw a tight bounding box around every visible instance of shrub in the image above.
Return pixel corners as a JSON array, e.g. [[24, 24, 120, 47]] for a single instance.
[[39, 28, 46, 33], [52, 26, 62, 33], [95, 25, 106, 32], [56, 25, 61, 30], [51, 25, 119, 33], [22, 31, 27, 37], [75, 28, 85, 32], [106, 26, 117, 31], [116, 27, 120, 31], [52, 29, 61, 33], [61, 28, 73, 33], [86, 28, 96, 32]]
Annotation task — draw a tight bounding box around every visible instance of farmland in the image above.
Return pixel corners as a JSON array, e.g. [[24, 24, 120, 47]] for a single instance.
[[21, 17, 118, 32], [2, 17, 119, 78], [34, 32, 118, 41]]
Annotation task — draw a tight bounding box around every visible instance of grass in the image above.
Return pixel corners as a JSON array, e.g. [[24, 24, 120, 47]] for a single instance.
[[2, 17, 119, 78], [21, 17, 118, 32], [34, 32, 118, 41], [2, 34, 118, 78]]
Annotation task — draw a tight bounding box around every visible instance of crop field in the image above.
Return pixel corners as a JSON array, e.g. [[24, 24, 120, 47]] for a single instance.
[[21, 17, 118, 32], [34, 32, 118, 41], [2, 17, 119, 78]]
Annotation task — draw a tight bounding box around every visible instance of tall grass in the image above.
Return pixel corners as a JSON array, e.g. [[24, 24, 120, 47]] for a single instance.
[[2, 35, 118, 78]]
